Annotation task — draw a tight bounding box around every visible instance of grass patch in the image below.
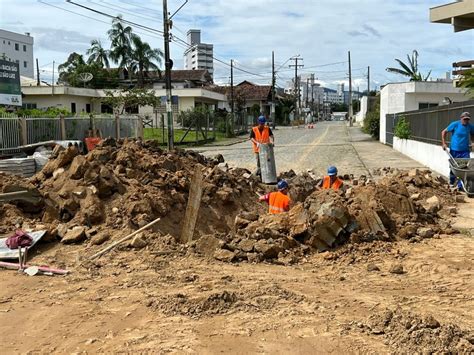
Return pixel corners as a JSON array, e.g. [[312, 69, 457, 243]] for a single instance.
[[144, 128, 231, 145]]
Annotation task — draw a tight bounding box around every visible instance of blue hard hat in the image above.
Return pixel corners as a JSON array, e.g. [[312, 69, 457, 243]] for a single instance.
[[277, 180, 289, 190], [327, 166, 338, 176], [257, 115, 266, 124]]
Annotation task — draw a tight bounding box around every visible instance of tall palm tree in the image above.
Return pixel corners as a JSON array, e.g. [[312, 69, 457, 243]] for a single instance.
[[386, 50, 431, 81], [129, 36, 163, 87], [107, 16, 136, 79], [86, 39, 110, 68], [459, 69, 474, 98]]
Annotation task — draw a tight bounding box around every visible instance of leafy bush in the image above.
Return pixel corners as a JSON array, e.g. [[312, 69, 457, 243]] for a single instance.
[[363, 100, 380, 139], [15, 107, 72, 118], [394, 117, 411, 139], [178, 106, 211, 128]]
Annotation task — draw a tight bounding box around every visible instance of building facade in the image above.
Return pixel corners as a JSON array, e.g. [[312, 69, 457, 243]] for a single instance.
[[183, 30, 214, 77], [0, 29, 34, 78]]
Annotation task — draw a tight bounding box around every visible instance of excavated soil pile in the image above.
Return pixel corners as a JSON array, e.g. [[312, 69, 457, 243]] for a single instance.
[[350, 308, 474, 353], [196, 168, 459, 264], [0, 139, 262, 247]]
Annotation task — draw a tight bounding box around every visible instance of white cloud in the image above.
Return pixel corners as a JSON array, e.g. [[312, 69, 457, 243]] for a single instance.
[[1, 0, 472, 89]]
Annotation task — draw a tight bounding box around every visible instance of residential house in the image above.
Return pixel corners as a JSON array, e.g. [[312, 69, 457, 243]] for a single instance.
[[379, 80, 469, 144]]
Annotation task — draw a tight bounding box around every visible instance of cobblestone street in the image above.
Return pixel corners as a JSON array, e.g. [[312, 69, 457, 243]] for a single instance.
[[193, 122, 424, 177]]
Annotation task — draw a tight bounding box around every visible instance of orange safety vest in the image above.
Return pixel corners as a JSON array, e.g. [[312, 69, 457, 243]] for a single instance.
[[322, 176, 343, 191], [252, 126, 271, 153], [268, 191, 290, 214]]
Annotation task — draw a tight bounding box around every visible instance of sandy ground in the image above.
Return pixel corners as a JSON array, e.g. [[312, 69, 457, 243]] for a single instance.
[[0, 200, 472, 354]]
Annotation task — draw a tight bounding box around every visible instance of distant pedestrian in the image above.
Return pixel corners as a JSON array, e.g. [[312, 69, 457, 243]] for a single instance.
[[250, 115, 274, 176], [441, 112, 474, 188]]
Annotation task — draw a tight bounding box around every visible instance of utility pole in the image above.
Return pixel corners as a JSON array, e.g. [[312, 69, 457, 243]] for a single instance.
[[348, 51, 353, 127], [311, 74, 315, 120], [271, 51, 276, 129], [36, 58, 40, 86], [305, 77, 309, 108], [163, 0, 174, 149], [52, 60, 55, 95], [230, 59, 234, 134], [367, 66, 370, 96], [289, 55, 303, 120]]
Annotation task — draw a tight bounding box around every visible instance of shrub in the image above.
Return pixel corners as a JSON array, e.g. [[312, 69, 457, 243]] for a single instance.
[[362, 99, 380, 139], [394, 117, 411, 139]]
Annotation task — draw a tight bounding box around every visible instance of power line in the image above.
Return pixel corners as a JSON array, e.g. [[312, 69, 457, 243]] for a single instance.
[[92, 0, 162, 23]]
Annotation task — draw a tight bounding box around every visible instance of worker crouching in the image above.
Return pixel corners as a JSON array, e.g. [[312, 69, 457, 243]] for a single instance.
[[259, 180, 291, 214], [318, 166, 346, 192]]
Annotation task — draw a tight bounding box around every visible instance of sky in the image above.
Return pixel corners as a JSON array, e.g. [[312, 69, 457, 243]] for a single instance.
[[1, 0, 473, 90]]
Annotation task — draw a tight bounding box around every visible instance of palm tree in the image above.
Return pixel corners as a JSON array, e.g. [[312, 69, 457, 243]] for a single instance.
[[58, 52, 86, 85], [86, 39, 110, 68], [130, 36, 163, 87], [386, 50, 431, 81], [459, 69, 474, 98], [107, 16, 136, 79]]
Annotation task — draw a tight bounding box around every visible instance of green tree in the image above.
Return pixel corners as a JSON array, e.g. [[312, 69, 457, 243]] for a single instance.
[[386, 50, 431, 81], [459, 68, 474, 98], [276, 96, 295, 125], [363, 99, 380, 139], [130, 36, 163, 87], [86, 39, 110, 68], [108, 16, 136, 80], [102, 88, 159, 114]]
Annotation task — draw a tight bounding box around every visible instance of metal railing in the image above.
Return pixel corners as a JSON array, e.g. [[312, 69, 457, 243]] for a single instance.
[[0, 114, 142, 156], [386, 100, 474, 146]]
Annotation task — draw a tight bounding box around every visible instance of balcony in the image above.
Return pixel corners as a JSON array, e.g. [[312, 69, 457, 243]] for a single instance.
[[430, 0, 474, 32]]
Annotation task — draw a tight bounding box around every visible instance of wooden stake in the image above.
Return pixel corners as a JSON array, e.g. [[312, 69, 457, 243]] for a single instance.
[[180, 166, 204, 243], [89, 217, 161, 260]]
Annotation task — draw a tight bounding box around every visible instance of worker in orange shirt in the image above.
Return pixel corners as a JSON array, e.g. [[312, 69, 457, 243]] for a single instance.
[[258, 180, 291, 214], [250, 115, 274, 176], [317, 166, 346, 191]]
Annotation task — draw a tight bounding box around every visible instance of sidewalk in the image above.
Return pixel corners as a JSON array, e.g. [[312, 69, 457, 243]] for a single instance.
[[347, 125, 424, 175]]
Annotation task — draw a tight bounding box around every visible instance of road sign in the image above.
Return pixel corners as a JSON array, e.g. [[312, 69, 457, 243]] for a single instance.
[[0, 59, 22, 106]]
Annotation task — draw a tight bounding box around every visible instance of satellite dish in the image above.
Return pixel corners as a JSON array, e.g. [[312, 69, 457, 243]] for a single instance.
[[78, 72, 93, 87]]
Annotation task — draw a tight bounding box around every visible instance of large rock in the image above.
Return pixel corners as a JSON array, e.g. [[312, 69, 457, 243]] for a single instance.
[[61, 226, 86, 244], [195, 235, 224, 255], [424, 195, 440, 213], [42, 146, 79, 177], [254, 240, 282, 259], [80, 192, 105, 224], [213, 249, 236, 262], [69, 155, 90, 179]]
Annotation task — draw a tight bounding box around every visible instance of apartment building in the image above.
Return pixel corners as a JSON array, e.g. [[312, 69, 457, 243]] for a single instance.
[[0, 29, 34, 78], [183, 29, 214, 77]]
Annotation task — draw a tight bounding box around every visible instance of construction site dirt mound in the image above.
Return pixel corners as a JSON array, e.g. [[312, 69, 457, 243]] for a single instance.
[[350, 308, 474, 353], [0, 142, 462, 267]]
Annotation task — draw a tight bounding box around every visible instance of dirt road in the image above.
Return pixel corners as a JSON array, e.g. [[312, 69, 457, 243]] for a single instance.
[[0, 207, 472, 353], [193, 122, 424, 176]]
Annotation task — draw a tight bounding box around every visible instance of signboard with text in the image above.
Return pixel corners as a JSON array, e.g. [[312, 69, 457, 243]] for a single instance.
[[0, 59, 22, 106]]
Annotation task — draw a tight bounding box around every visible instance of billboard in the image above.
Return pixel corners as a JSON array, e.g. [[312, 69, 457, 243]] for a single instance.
[[0, 59, 22, 106]]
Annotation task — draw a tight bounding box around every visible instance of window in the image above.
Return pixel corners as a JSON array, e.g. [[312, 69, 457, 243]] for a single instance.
[[15, 43, 19, 50], [71, 102, 76, 113], [8, 41, 10, 45], [86, 103, 91, 113], [23, 45, 26, 52], [418, 103, 438, 110], [23, 61, 27, 68], [22, 103, 37, 109], [101, 104, 113, 114]]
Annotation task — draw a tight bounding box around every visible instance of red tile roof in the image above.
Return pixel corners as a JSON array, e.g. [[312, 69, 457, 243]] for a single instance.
[[205, 81, 271, 101]]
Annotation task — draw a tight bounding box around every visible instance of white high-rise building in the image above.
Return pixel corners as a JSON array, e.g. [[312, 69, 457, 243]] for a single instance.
[[0, 29, 34, 78], [183, 29, 213, 77]]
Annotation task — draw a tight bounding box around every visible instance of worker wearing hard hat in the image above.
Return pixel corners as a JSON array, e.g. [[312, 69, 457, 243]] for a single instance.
[[317, 166, 346, 191], [250, 115, 274, 176], [258, 180, 291, 214]]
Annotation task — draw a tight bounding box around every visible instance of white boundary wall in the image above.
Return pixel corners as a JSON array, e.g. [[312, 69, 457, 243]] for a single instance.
[[393, 137, 474, 177]]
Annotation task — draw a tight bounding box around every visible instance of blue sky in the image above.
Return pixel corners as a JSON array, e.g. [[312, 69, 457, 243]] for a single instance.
[[1, 0, 473, 90]]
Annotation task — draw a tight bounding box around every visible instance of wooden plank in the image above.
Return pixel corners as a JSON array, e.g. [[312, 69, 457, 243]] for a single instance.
[[180, 165, 204, 243]]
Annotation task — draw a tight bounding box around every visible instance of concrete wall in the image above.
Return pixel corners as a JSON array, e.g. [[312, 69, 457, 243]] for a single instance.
[[393, 137, 474, 177], [380, 81, 469, 144], [22, 94, 100, 113], [355, 96, 368, 124]]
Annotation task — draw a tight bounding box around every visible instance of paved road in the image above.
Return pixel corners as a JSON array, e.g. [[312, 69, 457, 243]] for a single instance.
[[192, 122, 423, 177]]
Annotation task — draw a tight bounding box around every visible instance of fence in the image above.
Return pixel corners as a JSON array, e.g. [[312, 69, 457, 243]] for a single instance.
[[0, 114, 142, 156], [385, 100, 474, 146]]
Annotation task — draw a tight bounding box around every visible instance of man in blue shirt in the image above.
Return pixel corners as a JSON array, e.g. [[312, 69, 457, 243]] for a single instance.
[[441, 112, 474, 187]]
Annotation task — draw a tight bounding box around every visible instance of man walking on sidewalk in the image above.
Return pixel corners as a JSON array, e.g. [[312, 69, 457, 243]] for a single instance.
[[441, 112, 474, 188], [250, 115, 274, 176]]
